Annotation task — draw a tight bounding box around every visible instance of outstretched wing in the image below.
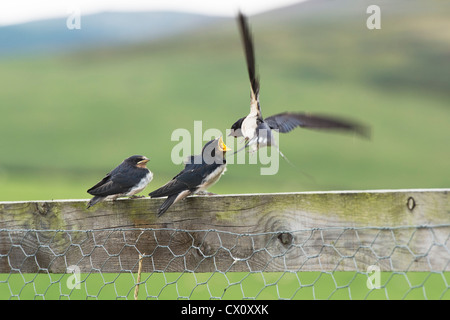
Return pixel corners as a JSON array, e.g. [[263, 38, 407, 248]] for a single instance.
[[265, 112, 370, 138]]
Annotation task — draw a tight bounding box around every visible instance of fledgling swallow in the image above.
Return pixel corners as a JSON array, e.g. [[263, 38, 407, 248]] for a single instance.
[[87, 155, 153, 209], [230, 12, 370, 154], [148, 137, 230, 216]]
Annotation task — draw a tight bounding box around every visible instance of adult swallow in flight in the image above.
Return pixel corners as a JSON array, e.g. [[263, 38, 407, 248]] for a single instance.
[[230, 12, 369, 154]]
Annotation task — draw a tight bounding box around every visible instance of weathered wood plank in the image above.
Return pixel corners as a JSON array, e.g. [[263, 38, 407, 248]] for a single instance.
[[0, 189, 448, 273]]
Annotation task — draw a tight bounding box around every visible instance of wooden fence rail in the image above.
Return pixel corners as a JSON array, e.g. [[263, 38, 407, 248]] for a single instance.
[[0, 189, 448, 274]]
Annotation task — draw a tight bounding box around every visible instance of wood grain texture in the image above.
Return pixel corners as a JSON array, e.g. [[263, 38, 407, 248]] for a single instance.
[[0, 189, 448, 273]]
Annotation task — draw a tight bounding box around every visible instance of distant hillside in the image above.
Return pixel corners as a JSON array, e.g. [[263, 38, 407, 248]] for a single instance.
[[253, 0, 450, 96], [0, 11, 226, 57]]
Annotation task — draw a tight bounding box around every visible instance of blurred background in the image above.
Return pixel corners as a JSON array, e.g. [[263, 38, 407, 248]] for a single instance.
[[0, 0, 449, 201]]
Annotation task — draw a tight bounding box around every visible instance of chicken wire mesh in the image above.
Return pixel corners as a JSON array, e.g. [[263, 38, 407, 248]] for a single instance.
[[1, 225, 449, 300]]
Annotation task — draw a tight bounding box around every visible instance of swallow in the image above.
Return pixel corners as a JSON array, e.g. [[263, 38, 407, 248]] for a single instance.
[[87, 155, 153, 209], [230, 12, 369, 154], [148, 137, 230, 216]]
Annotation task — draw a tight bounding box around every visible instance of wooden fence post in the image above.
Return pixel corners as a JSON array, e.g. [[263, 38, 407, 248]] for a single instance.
[[0, 189, 448, 273]]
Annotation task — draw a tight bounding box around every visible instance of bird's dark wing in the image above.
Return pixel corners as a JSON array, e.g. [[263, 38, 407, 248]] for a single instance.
[[265, 112, 370, 138], [149, 163, 205, 215], [87, 178, 127, 197], [149, 163, 221, 198], [87, 165, 141, 196], [238, 12, 261, 113], [87, 173, 113, 195], [148, 163, 203, 198], [148, 177, 190, 198]]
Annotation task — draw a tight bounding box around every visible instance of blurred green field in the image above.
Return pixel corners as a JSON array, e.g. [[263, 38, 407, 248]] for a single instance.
[[0, 0, 449, 202]]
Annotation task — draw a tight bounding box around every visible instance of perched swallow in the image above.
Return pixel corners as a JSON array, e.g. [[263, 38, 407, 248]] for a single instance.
[[230, 12, 369, 153], [87, 155, 153, 209], [149, 137, 229, 216]]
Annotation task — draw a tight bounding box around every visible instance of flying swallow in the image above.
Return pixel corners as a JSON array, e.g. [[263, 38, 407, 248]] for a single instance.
[[87, 155, 153, 209], [148, 137, 229, 216], [230, 12, 369, 154]]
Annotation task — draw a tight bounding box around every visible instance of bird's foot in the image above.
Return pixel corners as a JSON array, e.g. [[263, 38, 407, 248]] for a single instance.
[[129, 195, 145, 199], [196, 191, 217, 196]]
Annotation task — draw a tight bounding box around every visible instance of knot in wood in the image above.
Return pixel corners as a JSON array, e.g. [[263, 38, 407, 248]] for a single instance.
[[35, 202, 49, 216], [407, 197, 416, 211], [277, 232, 293, 246]]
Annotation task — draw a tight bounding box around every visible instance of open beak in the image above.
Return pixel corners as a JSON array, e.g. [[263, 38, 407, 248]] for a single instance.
[[218, 136, 231, 152]]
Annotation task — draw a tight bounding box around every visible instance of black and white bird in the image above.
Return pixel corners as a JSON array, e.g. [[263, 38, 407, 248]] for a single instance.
[[148, 137, 229, 216], [86, 155, 153, 209], [230, 12, 369, 154]]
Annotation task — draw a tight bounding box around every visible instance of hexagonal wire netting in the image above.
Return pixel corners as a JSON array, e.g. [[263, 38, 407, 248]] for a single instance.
[[1, 225, 449, 299]]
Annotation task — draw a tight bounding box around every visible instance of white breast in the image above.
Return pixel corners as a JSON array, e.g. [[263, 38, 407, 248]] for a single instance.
[[197, 165, 227, 192], [126, 170, 153, 196], [241, 115, 258, 140]]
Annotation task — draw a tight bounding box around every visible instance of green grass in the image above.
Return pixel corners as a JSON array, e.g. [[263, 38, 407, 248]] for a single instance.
[[2, 272, 449, 300]]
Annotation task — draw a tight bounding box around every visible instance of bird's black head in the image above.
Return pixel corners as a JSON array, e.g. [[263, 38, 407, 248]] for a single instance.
[[125, 155, 150, 168], [202, 137, 230, 164], [229, 117, 245, 138]]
